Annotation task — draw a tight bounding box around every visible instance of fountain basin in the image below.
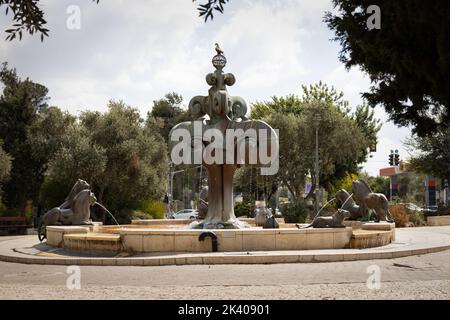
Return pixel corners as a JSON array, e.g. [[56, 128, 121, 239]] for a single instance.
[[45, 219, 395, 253], [47, 225, 352, 252]]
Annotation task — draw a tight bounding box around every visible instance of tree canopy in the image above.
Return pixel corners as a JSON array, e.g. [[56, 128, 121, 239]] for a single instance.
[[405, 126, 450, 183], [0, 63, 168, 221], [0, 140, 11, 185], [41, 101, 169, 222], [147, 92, 192, 143], [245, 82, 380, 202], [0, 141, 11, 206], [0, 62, 58, 212], [325, 1, 450, 137]]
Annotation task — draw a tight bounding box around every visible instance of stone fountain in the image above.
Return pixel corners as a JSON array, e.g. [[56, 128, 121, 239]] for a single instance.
[[40, 47, 396, 255], [169, 48, 279, 229]]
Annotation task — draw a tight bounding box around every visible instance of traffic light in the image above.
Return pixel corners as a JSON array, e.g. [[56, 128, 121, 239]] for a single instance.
[[389, 150, 400, 166], [394, 153, 400, 166]]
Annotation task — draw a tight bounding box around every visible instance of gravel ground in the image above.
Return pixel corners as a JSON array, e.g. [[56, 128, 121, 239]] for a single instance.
[[0, 280, 449, 300], [2, 227, 450, 300], [1, 247, 450, 299]]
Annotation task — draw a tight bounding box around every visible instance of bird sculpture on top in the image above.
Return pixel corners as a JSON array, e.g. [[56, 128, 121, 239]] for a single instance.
[[215, 43, 224, 55]]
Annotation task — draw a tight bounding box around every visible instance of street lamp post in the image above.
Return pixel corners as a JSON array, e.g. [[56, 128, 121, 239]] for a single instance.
[[167, 164, 203, 218], [313, 112, 322, 215], [167, 163, 184, 218]]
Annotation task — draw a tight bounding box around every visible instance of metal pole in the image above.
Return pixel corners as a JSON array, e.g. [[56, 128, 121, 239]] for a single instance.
[[168, 166, 202, 216], [275, 186, 281, 215], [167, 164, 171, 218], [167, 163, 183, 217], [315, 125, 320, 215], [170, 171, 173, 213]]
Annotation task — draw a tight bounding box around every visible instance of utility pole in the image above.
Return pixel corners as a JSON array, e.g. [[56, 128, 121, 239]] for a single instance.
[[167, 163, 184, 218], [167, 164, 203, 217], [313, 112, 322, 215]]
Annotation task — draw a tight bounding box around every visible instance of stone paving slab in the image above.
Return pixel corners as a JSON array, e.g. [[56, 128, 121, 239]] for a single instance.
[[1, 226, 450, 266]]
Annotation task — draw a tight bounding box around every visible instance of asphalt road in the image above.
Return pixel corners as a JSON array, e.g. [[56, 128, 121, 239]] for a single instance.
[[1, 246, 449, 299]]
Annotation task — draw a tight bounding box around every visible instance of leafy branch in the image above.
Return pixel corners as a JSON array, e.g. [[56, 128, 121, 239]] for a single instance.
[[0, 0, 229, 42], [0, 0, 99, 41], [195, 0, 229, 22]]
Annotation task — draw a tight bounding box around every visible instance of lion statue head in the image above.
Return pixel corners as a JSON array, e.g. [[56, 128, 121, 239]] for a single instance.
[[61, 179, 91, 209], [71, 189, 97, 225]]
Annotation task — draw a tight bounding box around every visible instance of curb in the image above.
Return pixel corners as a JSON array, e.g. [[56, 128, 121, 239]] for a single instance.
[[1, 244, 450, 266], [2, 227, 450, 266]]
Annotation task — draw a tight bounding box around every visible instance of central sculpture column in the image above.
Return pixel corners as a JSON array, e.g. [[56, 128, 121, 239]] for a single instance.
[[169, 49, 278, 229], [203, 164, 236, 226]]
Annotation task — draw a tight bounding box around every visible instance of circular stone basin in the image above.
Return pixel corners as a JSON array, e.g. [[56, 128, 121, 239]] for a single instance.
[[45, 219, 395, 253]]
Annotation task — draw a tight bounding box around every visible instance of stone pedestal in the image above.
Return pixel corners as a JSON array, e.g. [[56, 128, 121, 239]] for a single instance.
[[427, 215, 450, 226]]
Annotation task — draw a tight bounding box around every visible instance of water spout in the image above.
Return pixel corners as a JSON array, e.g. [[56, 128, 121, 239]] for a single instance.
[[312, 198, 336, 221], [340, 193, 354, 209], [94, 202, 121, 227]]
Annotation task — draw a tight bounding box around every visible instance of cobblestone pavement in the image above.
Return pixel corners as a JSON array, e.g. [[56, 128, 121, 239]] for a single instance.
[[1, 246, 449, 299]]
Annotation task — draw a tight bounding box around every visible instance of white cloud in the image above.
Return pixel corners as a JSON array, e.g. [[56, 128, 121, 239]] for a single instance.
[[2, 0, 204, 114], [1, 0, 412, 176], [323, 65, 371, 108], [322, 65, 412, 176], [214, 3, 306, 89]]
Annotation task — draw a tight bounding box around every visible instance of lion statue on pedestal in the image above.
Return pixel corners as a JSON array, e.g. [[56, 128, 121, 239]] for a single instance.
[[38, 179, 97, 241]]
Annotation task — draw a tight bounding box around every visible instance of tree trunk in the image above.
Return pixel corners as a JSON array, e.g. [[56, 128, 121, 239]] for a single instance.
[[283, 179, 297, 202]]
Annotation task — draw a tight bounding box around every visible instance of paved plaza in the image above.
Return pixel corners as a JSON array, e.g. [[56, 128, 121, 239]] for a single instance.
[[0, 227, 449, 299]]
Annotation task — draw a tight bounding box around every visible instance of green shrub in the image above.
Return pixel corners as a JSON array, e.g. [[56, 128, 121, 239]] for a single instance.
[[138, 199, 166, 219], [320, 205, 336, 217], [422, 203, 450, 218], [113, 208, 133, 224], [113, 207, 157, 225], [0, 200, 7, 216], [0, 204, 21, 217], [281, 200, 311, 223], [234, 202, 252, 217], [389, 197, 401, 205], [408, 210, 426, 226], [24, 200, 34, 225], [436, 203, 450, 216], [131, 210, 153, 220]]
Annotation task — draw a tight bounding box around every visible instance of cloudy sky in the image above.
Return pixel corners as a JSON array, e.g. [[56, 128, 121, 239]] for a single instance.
[[0, 0, 412, 176]]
